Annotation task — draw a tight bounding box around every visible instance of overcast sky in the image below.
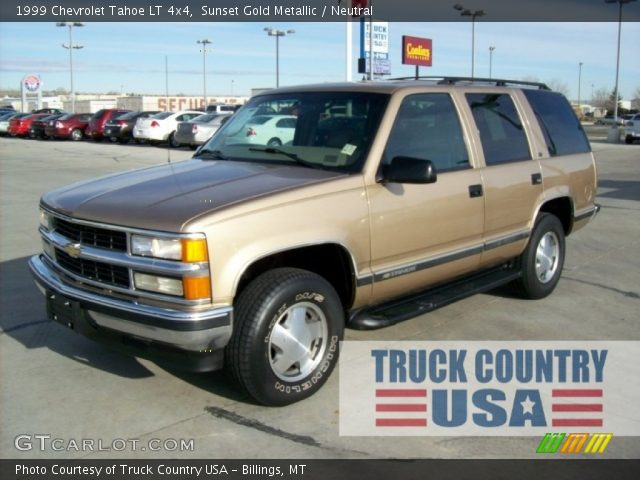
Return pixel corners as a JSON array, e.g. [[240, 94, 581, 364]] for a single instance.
[[0, 21, 638, 101]]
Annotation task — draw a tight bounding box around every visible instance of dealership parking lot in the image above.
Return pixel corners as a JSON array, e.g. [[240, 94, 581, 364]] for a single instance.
[[0, 136, 638, 459]]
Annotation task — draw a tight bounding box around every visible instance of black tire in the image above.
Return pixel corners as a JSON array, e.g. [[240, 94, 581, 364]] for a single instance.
[[225, 268, 344, 406], [267, 137, 282, 147], [117, 137, 130, 144], [625, 135, 633, 145], [70, 129, 83, 141], [512, 213, 565, 300], [168, 132, 180, 148]]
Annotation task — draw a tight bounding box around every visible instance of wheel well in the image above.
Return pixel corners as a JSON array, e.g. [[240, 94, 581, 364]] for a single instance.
[[236, 244, 356, 309], [539, 197, 573, 235]]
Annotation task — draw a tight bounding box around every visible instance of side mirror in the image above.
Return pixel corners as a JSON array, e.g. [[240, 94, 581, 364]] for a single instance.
[[380, 156, 437, 184]]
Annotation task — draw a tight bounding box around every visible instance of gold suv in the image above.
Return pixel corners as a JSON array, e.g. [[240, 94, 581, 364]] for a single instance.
[[30, 77, 599, 405]]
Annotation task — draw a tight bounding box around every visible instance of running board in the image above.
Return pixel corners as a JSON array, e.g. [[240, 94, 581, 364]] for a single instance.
[[348, 266, 521, 330]]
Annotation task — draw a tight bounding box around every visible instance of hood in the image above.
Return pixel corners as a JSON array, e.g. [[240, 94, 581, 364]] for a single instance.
[[42, 159, 345, 232]]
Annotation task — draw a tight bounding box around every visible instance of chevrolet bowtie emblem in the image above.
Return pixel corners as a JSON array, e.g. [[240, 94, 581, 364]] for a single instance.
[[63, 242, 82, 259]]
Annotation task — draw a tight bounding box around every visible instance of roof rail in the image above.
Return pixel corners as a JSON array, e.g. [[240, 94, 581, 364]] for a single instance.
[[387, 76, 550, 90]]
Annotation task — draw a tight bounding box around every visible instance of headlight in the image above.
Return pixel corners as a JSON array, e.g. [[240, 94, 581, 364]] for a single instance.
[[39, 210, 53, 231], [130, 235, 208, 262], [131, 235, 182, 260]]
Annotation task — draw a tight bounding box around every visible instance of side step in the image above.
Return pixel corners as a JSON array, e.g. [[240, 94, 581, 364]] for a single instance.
[[348, 265, 521, 330]]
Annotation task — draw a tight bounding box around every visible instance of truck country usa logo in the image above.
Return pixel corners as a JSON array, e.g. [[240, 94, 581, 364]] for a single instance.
[[339, 341, 640, 437]]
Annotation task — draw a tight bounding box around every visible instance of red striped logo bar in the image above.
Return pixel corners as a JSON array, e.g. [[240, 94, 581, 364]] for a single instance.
[[375, 389, 427, 397], [376, 418, 427, 427], [376, 404, 427, 412], [552, 389, 603, 397], [552, 404, 603, 412]]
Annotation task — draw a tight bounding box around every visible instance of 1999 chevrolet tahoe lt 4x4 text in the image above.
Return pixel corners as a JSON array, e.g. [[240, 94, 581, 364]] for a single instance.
[[30, 77, 599, 405]]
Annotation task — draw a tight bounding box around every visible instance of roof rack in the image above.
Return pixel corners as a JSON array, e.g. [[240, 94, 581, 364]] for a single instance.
[[387, 76, 550, 90]]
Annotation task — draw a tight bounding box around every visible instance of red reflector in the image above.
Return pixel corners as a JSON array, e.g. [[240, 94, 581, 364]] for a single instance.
[[151, 121, 160, 128], [246, 127, 256, 137], [192, 125, 198, 133]]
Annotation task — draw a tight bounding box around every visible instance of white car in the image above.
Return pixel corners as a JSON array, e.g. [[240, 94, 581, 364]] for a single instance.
[[133, 110, 203, 147], [224, 114, 297, 147], [624, 113, 640, 144], [174, 113, 232, 148]]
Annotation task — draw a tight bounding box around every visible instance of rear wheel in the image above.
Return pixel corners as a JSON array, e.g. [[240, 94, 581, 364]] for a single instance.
[[225, 268, 344, 406], [512, 213, 565, 299], [267, 137, 282, 147], [168, 132, 180, 148], [70, 129, 83, 141], [625, 135, 634, 144]]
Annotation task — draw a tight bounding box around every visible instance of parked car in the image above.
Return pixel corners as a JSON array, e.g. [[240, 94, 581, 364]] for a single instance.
[[595, 115, 625, 126], [133, 110, 202, 147], [8, 113, 49, 137], [205, 103, 238, 114], [29, 79, 601, 406], [29, 113, 66, 139], [103, 111, 160, 144], [32, 108, 65, 115], [224, 114, 297, 147], [44, 113, 92, 141], [174, 113, 232, 148], [85, 109, 131, 141], [624, 113, 640, 144], [0, 112, 22, 136]]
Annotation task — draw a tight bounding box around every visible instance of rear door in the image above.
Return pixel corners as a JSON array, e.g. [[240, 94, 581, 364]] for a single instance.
[[462, 91, 544, 267]]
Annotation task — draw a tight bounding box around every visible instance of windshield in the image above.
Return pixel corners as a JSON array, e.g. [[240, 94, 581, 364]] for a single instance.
[[198, 91, 388, 173], [151, 112, 173, 120]]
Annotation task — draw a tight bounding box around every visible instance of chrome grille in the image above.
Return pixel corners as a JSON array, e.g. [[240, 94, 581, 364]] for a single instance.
[[54, 218, 127, 251], [55, 248, 130, 288]]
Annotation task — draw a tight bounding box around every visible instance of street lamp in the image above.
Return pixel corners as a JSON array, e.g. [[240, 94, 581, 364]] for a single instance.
[[577, 62, 583, 117], [56, 22, 84, 113], [197, 39, 212, 108], [454, 4, 486, 79], [264, 27, 295, 88], [605, 0, 637, 130], [489, 46, 496, 79]]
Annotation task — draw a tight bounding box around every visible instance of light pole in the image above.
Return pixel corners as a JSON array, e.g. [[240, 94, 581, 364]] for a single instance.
[[56, 22, 84, 113], [197, 39, 212, 108], [605, 0, 636, 127], [264, 27, 295, 88], [489, 46, 496, 79], [577, 62, 583, 116], [454, 4, 486, 79]]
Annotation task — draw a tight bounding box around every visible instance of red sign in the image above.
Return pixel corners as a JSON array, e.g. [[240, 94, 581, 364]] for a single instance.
[[402, 36, 432, 67]]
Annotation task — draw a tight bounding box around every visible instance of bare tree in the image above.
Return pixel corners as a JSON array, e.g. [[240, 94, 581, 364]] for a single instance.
[[592, 88, 610, 110], [633, 86, 640, 110], [546, 79, 570, 98]]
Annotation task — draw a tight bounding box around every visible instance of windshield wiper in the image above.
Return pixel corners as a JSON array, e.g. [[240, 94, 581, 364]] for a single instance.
[[248, 147, 323, 170], [195, 149, 228, 160]]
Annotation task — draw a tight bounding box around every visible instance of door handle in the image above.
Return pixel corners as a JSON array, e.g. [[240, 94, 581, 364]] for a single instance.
[[468, 184, 483, 198], [531, 173, 542, 185]]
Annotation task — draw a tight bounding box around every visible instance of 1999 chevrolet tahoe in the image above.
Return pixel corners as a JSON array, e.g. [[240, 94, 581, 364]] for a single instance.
[[29, 77, 599, 405]]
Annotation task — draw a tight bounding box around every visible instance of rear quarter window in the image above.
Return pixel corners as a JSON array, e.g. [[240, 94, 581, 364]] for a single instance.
[[523, 90, 590, 156]]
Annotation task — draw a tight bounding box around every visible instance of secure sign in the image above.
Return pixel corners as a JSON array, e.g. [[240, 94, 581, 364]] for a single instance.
[[339, 341, 640, 436], [402, 35, 432, 67]]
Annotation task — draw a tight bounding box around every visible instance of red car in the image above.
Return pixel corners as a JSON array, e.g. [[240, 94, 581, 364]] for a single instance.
[[85, 109, 130, 141], [8, 113, 49, 137], [44, 113, 92, 141]]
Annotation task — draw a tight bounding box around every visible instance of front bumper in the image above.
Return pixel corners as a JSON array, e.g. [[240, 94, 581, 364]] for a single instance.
[[29, 254, 233, 371]]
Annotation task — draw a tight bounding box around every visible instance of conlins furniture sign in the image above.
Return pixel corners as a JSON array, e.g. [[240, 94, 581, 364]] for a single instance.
[[402, 35, 432, 67]]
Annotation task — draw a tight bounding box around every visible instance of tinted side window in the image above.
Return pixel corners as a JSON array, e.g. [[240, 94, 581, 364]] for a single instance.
[[466, 93, 531, 165], [523, 90, 590, 156], [276, 118, 296, 128], [383, 93, 469, 173]]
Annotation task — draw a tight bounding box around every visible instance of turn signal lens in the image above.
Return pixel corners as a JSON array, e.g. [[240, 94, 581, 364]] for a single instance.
[[183, 276, 211, 300], [182, 238, 208, 263]]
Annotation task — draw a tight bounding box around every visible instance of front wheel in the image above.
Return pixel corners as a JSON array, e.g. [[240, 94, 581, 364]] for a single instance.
[[168, 132, 180, 148], [512, 213, 565, 299], [225, 268, 344, 406], [70, 128, 83, 141]]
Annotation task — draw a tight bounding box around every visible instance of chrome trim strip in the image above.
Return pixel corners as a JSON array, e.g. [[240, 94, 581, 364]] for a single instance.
[[42, 228, 209, 277], [369, 230, 530, 283], [40, 205, 206, 239], [29, 254, 232, 325]]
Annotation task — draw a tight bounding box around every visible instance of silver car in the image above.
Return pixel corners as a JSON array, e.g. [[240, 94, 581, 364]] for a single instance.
[[624, 113, 640, 144], [174, 113, 232, 148]]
